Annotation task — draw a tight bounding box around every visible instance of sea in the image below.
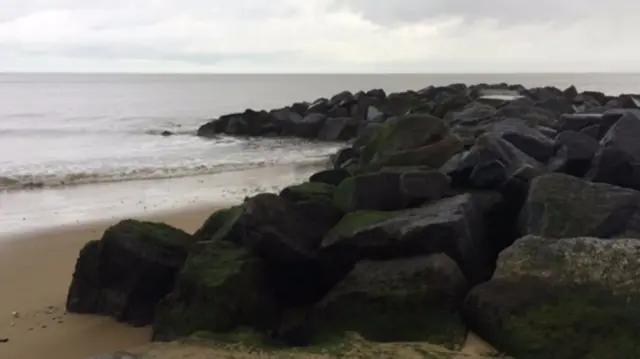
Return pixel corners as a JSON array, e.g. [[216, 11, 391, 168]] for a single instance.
[[1, 73, 639, 236]]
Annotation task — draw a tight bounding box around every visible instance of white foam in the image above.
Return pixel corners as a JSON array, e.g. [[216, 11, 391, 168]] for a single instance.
[[0, 161, 328, 239]]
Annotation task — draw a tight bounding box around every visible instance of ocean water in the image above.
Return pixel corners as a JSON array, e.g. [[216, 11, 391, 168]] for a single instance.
[[0, 73, 639, 236]]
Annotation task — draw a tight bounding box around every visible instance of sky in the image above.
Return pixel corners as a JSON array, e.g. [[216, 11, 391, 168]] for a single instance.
[[0, 0, 639, 73]]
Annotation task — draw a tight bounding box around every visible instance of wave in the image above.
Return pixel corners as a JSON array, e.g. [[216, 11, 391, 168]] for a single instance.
[[0, 126, 202, 137], [0, 156, 331, 192]]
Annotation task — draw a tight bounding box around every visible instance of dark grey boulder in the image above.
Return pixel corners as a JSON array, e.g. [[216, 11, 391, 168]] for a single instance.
[[314, 254, 467, 346], [465, 235, 640, 359], [489, 118, 555, 162], [520, 173, 640, 238], [66, 220, 193, 326], [322, 191, 505, 283], [445, 134, 546, 190], [548, 131, 600, 177], [290, 113, 327, 138], [317, 117, 359, 141]]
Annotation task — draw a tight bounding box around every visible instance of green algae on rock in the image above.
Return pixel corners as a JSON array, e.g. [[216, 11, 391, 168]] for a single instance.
[[313, 254, 468, 348], [153, 240, 277, 341], [465, 235, 640, 359], [193, 205, 244, 242], [280, 182, 336, 204], [520, 173, 640, 238], [359, 114, 450, 167], [67, 219, 194, 326]]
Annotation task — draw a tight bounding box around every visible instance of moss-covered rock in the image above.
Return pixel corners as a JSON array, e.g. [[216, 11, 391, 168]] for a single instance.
[[520, 173, 640, 238], [152, 241, 277, 341], [359, 114, 450, 167], [280, 182, 336, 204], [313, 254, 468, 348], [464, 235, 640, 359], [193, 205, 244, 242], [326, 210, 401, 239], [323, 192, 504, 284], [66, 220, 193, 326], [365, 134, 464, 171], [333, 170, 410, 212]]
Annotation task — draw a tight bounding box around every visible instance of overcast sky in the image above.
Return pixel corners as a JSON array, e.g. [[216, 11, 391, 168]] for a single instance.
[[1, 0, 639, 73]]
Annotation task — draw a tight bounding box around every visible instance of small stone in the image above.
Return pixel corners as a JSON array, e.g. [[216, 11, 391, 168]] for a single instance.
[[11, 311, 19, 318], [0, 338, 8, 343]]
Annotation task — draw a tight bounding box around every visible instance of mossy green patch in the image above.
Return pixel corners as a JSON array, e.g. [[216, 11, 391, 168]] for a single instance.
[[153, 240, 276, 340], [333, 176, 357, 212], [326, 210, 399, 238], [106, 219, 193, 251], [485, 289, 640, 359], [359, 114, 449, 167], [194, 205, 244, 242], [281, 182, 336, 203]]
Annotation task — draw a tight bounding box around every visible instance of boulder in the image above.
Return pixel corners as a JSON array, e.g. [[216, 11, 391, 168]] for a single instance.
[[444, 134, 546, 190], [548, 131, 600, 177], [495, 98, 556, 128], [317, 117, 359, 141], [359, 114, 461, 170], [557, 113, 603, 133], [280, 182, 335, 204], [378, 92, 424, 116], [152, 241, 276, 341], [322, 191, 505, 283], [290, 113, 327, 138], [465, 235, 640, 359], [333, 168, 449, 212], [399, 169, 451, 201], [520, 173, 640, 238], [308, 98, 330, 114], [309, 169, 351, 187], [586, 147, 640, 190], [432, 94, 472, 118], [66, 220, 193, 326], [488, 118, 555, 162], [193, 205, 244, 242], [314, 254, 467, 346], [220, 193, 332, 263]]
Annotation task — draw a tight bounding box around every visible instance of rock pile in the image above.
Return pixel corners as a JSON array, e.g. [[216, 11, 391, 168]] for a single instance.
[[69, 83, 640, 359]]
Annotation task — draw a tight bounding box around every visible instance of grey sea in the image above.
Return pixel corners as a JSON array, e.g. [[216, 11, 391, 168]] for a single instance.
[[1, 73, 639, 236]]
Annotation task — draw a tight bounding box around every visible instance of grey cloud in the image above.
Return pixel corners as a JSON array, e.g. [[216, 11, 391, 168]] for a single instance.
[[335, 0, 640, 26]]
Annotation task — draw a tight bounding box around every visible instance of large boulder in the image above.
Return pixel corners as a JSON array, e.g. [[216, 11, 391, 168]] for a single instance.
[[333, 168, 450, 212], [359, 114, 450, 166], [152, 241, 276, 341], [317, 117, 359, 141], [488, 118, 555, 162], [194, 193, 332, 263], [66, 220, 193, 326], [444, 134, 546, 190], [465, 235, 640, 359], [520, 173, 640, 238], [585, 110, 640, 190], [548, 131, 600, 177], [322, 191, 505, 283], [314, 254, 467, 347]]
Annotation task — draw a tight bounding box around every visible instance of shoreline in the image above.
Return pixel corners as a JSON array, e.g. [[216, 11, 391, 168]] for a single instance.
[[0, 160, 329, 239], [0, 205, 221, 359]]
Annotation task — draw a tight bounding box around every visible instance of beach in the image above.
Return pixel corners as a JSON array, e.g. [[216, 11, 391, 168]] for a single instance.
[[0, 160, 329, 359]]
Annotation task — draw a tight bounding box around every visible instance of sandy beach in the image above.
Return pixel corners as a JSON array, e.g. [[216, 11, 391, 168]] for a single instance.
[[0, 206, 217, 359]]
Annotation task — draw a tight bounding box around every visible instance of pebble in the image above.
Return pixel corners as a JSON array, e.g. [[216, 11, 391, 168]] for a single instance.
[[11, 311, 19, 318]]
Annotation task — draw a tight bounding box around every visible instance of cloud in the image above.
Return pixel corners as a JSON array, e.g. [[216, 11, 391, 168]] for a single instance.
[[0, 0, 639, 72]]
